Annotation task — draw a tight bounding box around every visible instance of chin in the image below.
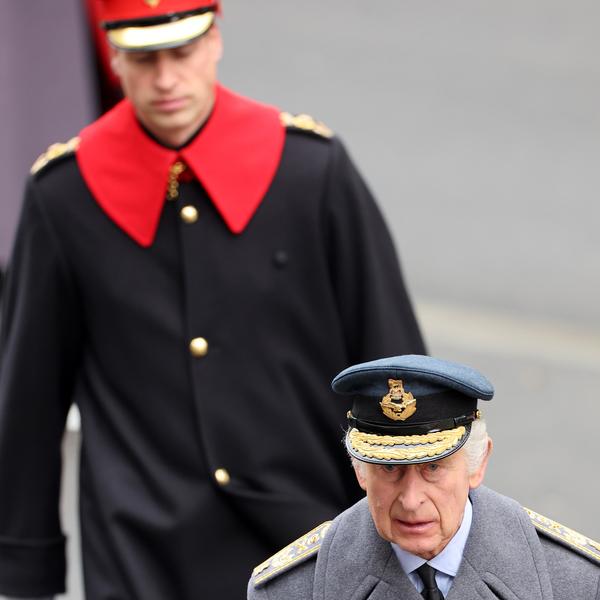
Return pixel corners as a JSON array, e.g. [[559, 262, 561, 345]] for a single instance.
[[394, 535, 440, 559]]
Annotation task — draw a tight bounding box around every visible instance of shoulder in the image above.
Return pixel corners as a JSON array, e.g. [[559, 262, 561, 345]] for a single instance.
[[277, 111, 351, 184], [280, 111, 334, 140], [526, 509, 600, 597], [249, 521, 332, 590], [30, 136, 80, 177], [473, 487, 600, 566], [278, 112, 363, 187], [524, 507, 600, 567]]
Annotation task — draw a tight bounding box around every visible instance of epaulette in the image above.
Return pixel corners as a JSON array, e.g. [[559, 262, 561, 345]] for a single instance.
[[251, 521, 332, 588], [280, 112, 334, 139], [525, 507, 600, 565], [30, 136, 80, 176]]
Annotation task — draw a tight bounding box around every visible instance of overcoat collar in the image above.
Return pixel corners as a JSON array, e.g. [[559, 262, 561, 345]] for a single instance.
[[76, 84, 285, 246], [314, 498, 422, 600], [314, 487, 554, 600], [451, 486, 555, 600]]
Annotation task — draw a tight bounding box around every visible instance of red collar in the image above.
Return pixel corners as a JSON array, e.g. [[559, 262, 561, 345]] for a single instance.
[[77, 85, 285, 246]]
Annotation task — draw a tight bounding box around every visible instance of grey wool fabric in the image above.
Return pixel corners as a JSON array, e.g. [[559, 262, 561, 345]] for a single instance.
[[248, 486, 600, 599]]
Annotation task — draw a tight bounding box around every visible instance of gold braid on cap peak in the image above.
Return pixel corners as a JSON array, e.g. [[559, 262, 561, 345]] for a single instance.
[[348, 426, 466, 461]]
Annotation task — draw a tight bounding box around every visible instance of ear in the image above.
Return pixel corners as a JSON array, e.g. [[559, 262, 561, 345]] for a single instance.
[[108, 47, 123, 76], [353, 460, 368, 492], [468, 437, 493, 490], [208, 25, 224, 62]]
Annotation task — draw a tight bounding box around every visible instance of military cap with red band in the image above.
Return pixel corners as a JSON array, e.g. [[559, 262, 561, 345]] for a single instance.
[[98, 0, 220, 51]]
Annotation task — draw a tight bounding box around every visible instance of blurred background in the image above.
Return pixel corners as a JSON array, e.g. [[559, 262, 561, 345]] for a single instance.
[[1, 1, 599, 598]]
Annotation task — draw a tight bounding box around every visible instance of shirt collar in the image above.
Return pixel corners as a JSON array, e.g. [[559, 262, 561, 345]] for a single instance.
[[391, 497, 473, 577]]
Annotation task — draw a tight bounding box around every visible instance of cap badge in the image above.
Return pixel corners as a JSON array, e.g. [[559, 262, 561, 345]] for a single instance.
[[144, 0, 161, 7], [380, 379, 417, 421]]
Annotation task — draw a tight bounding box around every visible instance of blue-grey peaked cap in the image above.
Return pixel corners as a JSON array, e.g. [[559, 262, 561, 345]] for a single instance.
[[332, 355, 494, 465], [332, 355, 494, 399]]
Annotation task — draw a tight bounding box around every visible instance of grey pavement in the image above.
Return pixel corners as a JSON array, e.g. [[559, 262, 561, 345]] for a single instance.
[[2, 1, 599, 599]]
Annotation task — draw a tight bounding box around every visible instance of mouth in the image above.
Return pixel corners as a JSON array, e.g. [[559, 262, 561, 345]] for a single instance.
[[152, 97, 187, 113], [393, 519, 436, 535]]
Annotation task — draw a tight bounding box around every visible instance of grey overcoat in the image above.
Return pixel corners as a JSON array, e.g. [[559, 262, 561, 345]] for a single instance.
[[248, 486, 600, 599]]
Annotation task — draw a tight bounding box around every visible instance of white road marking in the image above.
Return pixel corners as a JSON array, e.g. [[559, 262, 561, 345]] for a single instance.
[[416, 301, 600, 372]]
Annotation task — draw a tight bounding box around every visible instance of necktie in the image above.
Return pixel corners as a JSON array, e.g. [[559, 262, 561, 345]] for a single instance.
[[416, 563, 444, 600]]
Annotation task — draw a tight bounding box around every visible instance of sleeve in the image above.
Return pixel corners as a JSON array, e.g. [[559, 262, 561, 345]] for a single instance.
[[0, 178, 82, 596], [322, 138, 427, 362]]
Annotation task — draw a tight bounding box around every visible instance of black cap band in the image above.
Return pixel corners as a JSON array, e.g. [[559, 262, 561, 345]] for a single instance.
[[347, 409, 479, 436]]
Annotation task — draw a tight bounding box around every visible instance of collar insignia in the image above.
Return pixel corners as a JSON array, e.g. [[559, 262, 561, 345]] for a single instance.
[[380, 379, 417, 421]]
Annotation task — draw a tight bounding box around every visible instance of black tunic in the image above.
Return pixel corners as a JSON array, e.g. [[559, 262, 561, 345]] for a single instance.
[[0, 129, 425, 598]]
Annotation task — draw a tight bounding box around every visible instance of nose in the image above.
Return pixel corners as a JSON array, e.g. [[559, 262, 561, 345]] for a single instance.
[[396, 466, 425, 512], [153, 54, 177, 91]]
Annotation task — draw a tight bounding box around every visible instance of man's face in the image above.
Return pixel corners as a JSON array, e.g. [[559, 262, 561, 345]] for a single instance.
[[111, 26, 223, 147], [354, 446, 489, 559]]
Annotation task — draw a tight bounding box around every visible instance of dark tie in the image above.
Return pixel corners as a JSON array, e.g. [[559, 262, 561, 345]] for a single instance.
[[416, 563, 444, 600]]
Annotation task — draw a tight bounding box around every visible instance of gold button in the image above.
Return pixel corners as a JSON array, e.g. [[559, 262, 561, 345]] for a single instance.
[[180, 205, 198, 224], [189, 337, 208, 357], [214, 468, 230, 486]]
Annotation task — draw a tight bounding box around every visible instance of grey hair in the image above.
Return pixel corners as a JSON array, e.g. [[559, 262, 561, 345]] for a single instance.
[[349, 417, 489, 475], [462, 417, 489, 474]]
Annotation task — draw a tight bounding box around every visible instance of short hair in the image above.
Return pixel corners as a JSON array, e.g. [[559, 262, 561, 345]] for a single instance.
[[462, 417, 489, 474], [350, 417, 489, 475]]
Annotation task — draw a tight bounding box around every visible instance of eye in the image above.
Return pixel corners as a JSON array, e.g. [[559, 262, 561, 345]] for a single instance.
[[174, 40, 198, 58], [379, 463, 402, 476], [174, 47, 192, 59], [130, 53, 154, 65], [421, 461, 443, 480]]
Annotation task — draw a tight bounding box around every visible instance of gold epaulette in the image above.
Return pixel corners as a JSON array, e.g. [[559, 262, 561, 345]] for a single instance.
[[280, 112, 334, 139], [251, 521, 332, 588], [525, 507, 600, 564], [30, 136, 80, 175]]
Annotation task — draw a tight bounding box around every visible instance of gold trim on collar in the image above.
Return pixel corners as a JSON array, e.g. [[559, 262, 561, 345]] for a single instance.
[[167, 161, 187, 200], [348, 426, 466, 461]]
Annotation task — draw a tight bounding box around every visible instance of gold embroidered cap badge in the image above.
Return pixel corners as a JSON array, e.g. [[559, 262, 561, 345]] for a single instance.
[[144, 0, 160, 7], [380, 379, 417, 421]]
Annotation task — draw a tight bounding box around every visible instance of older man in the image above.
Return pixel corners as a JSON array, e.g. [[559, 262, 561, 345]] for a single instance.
[[249, 355, 600, 599]]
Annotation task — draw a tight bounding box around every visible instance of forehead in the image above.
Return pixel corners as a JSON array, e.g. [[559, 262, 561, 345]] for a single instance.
[[367, 447, 469, 475]]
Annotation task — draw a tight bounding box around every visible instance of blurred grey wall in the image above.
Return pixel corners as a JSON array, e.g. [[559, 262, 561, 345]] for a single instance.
[[0, 0, 97, 265]]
